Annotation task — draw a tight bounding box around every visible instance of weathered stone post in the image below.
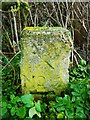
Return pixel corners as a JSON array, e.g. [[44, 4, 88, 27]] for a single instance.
[[20, 27, 72, 98]]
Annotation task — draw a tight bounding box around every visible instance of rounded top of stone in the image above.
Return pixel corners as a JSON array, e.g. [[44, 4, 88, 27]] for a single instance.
[[22, 27, 70, 32], [21, 27, 73, 47]]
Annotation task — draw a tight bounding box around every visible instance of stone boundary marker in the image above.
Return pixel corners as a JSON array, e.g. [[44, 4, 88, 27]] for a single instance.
[[20, 27, 72, 98]]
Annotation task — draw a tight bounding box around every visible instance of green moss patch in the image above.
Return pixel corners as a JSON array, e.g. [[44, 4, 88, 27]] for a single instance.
[[20, 27, 72, 98]]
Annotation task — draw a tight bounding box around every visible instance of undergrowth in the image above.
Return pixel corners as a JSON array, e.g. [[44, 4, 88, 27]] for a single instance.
[[1, 54, 90, 119]]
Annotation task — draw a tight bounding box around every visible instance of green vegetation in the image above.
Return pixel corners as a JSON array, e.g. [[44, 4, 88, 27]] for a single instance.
[[1, 53, 90, 119]]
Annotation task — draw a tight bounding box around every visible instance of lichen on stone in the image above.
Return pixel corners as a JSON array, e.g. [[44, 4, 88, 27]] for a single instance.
[[20, 27, 72, 97]]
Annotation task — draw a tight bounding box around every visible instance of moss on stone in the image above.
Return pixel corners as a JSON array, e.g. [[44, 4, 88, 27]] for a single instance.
[[20, 27, 72, 98]]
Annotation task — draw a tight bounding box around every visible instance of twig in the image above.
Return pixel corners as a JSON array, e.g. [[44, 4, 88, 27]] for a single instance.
[[9, 12, 14, 42], [74, 54, 79, 66], [71, 4, 74, 64], [43, 3, 60, 26], [0, 50, 16, 80], [34, 6, 38, 27], [74, 49, 83, 60], [2, 51, 21, 71], [74, 9, 82, 24], [8, 12, 15, 53], [2, 52, 16, 55], [18, 10, 22, 32], [29, 6, 34, 25], [11, 5, 20, 51], [52, 2, 61, 26], [2, 25, 13, 50], [57, 2, 64, 27]]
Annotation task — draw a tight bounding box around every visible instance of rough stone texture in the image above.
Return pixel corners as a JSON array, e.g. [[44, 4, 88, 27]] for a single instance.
[[20, 27, 72, 97]]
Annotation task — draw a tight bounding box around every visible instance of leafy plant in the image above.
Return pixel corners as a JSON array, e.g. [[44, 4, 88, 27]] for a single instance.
[[2, 93, 47, 119], [48, 60, 90, 119], [2, 54, 90, 119]]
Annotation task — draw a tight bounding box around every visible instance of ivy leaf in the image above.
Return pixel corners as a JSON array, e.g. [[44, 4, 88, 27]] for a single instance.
[[2, 101, 7, 107], [72, 96, 76, 102], [72, 92, 78, 96], [56, 97, 62, 103], [11, 107, 16, 116], [56, 106, 65, 112], [2, 101, 7, 117], [10, 94, 17, 104], [63, 95, 70, 105], [16, 106, 26, 118], [2, 107, 7, 117], [35, 100, 42, 112], [57, 112, 64, 119], [80, 59, 86, 66], [21, 94, 34, 108], [7, 104, 12, 109], [49, 101, 56, 106], [10, 94, 15, 101], [49, 107, 56, 113], [15, 96, 21, 102], [29, 107, 41, 118], [41, 102, 47, 112]]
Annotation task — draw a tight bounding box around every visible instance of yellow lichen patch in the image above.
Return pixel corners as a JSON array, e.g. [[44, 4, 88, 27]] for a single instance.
[[20, 27, 72, 97]]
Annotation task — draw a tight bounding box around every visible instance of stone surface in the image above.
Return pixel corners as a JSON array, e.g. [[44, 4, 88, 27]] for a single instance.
[[20, 27, 72, 97]]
